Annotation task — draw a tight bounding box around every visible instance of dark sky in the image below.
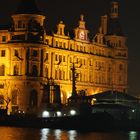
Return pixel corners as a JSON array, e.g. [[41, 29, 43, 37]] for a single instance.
[[0, 0, 140, 96]]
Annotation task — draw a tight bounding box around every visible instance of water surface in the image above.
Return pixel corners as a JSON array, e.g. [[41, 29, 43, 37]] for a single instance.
[[0, 127, 139, 140]]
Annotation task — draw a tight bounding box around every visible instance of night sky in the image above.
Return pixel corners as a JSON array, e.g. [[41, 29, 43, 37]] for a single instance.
[[0, 0, 139, 96]]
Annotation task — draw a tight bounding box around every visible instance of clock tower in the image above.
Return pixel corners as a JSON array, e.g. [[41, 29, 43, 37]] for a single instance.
[[74, 14, 89, 42]]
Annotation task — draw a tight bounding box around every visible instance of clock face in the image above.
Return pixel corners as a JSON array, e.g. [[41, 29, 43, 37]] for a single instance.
[[79, 31, 85, 39]]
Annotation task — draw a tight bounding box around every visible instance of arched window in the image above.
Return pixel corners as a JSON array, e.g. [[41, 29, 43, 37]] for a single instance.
[[14, 65, 19, 75], [29, 90, 38, 108], [11, 90, 18, 105], [0, 65, 5, 76], [32, 65, 38, 77], [0, 95, 4, 104]]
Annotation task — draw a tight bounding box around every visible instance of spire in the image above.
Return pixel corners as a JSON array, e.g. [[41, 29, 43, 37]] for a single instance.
[[80, 14, 84, 21], [107, 1, 123, 36], [110, 1, 119, 19], [79, 14, 86, 29], [15, 0, 42, 15]]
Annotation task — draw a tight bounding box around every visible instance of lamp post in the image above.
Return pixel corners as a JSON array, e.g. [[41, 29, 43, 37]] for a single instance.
[[71, 63, 78, 97]]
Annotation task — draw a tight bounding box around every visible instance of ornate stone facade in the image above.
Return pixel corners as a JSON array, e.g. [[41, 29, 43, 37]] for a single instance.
[[0, 0, 127, 114]]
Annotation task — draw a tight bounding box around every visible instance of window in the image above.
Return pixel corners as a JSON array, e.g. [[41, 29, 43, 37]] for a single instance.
[[0, 95, 4, 104], [80, 46, 82, 51], [84, 47, 86, 52], [55, 54, 58, 61], [32, 65, 38, 77], [32, 50, 38, 57], [18, 21, 22, 28], [63, 56, 65, 62], [23, 23, 25, 28], [63, 43, 66, 49], [2, 36, 6, 42], [60, 28, 62, 35], [70, 44, 73, 50], [70, 57, 72, 63], [45, 67, 48, 78], [55, 69, 58, 79], [119, 64, 123, 71], [59, 42, 62, 48], [0, 65, 5, 76], [46, 39, 49, 44], [59, 55, 62, 62], [0, 84, 4, 89], [59, 69, 62, 80], [13, 65, 19, 75], [45, 53, 48, 61], [56, 41, 58, 46], [1, 50, 5, 57], [14, 50, 19, 57], [63, 71, 65, 80]]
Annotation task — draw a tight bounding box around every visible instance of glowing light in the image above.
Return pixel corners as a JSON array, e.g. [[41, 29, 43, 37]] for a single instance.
[[42, 111, 50, 118], [70, 110, 76, 116], [56, 111, 62, 117]]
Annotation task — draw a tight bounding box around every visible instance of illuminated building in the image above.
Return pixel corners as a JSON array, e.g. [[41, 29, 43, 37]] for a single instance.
[[0, 0, 127, 114]]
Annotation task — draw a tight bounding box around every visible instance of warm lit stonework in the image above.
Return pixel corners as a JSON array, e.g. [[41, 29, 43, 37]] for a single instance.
[[0, 0, 127, 114]]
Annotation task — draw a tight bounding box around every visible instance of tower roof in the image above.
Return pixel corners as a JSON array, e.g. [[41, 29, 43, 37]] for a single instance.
[[107, 18, 123, 36], [15, 0, 42, 15]]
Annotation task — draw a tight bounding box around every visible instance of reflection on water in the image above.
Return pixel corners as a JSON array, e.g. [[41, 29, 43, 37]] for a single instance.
[[0, 127, 140, 140], [129, 131, 138, 140]]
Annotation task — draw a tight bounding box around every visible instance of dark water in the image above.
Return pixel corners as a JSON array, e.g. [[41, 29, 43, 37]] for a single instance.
[[0, 127, 139, 140]]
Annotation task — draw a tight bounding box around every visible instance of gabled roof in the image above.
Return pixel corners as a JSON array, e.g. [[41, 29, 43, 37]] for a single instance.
[[14, 0, 42, 15], [90, 90, 139, 101]]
